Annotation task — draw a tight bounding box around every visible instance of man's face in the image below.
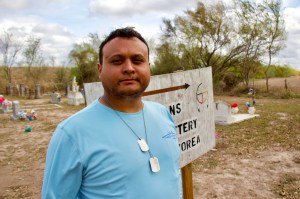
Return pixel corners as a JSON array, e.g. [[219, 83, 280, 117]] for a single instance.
[[98, 37, 150, 99]]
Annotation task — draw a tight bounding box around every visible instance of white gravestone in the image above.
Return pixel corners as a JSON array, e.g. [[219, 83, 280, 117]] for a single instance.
[[10, 101, 20, 120], [51, 92, 61, 104], [68, 76, 84, 106], [214, 100, 260, 125], [214, 100, 234, 124], [84, 67, 215, 168]]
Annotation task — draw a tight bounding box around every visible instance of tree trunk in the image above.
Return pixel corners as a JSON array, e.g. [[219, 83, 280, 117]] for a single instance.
[[265, 74, 269, 93]]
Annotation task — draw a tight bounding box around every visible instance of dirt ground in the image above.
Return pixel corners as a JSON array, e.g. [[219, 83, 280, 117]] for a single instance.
[[192, 94, 300, 199], [0, 77, 299, 199]]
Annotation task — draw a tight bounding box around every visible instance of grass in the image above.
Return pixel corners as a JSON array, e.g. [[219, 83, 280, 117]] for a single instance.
[[217, 98, 300, 151], [273, 173, 300, 199], [193, 97, 300, 198]]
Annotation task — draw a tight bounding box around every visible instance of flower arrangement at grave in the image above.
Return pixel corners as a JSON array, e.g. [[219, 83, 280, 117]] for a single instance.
[[0, 95, 5, 105], [246, 88, 256, 114], [2, 100, 10, 106], [0, 96, 11, 113], [246, 101, 256, 114], [26, 110, 37, 121], [230, 103, 239, 114], [17, 111, 27, 120]]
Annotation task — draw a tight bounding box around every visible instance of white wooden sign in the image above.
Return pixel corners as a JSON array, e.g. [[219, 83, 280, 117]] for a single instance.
[[84, 67, 215, 167]]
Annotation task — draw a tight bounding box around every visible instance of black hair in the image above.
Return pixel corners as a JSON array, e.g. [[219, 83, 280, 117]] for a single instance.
[[98, 27, 149, 64]]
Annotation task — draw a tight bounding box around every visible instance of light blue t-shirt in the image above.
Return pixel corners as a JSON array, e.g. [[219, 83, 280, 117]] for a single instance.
[[42, 100, 182, 199]]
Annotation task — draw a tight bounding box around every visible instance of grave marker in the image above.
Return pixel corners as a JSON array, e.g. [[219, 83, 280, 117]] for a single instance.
[[11, 101, 20, 120], [68, 76, 84, 106], [20, 84, 26, 97], [6, 84, 13, 96], [35, 84, 41, 99], [25, 86, 29, 96], [214, 100, 233, 124], [51, 92, 61, 104]]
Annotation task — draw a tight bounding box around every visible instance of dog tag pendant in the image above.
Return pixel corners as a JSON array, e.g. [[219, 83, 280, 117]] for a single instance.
[[137, 139, 149, 152], [150, 157, 160, 173]]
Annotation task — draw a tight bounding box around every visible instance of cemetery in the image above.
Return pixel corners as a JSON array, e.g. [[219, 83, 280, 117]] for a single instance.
[[0, 70, 299, 198], [1, 0, 300, 197]]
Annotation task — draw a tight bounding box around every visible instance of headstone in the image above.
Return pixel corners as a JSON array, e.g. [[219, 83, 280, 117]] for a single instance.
[[214, 100, 234, 124], [68, 91, 84, 106], [35, 84, 41, 99], [6, 84, 13, 96], [67, 76, 84, 105], [14, 82, 20, 96], [51, 92, 61, 104], [25, 87, 30, 96], [10, 101, 20, 120], [20, 84, 26, 97]]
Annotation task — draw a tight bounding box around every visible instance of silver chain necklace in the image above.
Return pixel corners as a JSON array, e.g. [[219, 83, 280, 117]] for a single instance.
[[102, 97, 160, 173]]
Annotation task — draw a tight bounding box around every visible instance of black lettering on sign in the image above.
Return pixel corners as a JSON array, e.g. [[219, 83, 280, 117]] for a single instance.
[[176, 118, 197, 135], [179, 135, 201, 152], [169, 102, 182, 116]]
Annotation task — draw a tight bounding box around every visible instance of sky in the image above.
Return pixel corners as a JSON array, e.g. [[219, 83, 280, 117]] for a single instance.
[[0, 0, 299, 70]]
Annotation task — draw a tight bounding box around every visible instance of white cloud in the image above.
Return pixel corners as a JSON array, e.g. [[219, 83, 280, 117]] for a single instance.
[[0, 15, 41, 37], [0, 14, 77, 66], [32, 24, 73, 37], [0, 0, 28, 9], [88, 0, 198, 17], [274, 6, 300, 70], [0, 0, 299, 69], [29, 24, 76, 65], [284, 7, 300, 33]]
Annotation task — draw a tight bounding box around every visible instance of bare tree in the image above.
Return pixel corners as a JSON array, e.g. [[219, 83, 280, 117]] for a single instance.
[[235, 0, 267, 86], [23, 35, 44, 69], [0, 31, 22, 83], [23, 35, 45, 85], [49, 56, 56, 67], [262, 0, 286, 92]]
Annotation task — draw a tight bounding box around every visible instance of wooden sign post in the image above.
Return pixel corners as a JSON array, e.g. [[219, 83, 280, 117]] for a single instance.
[[84, 67, 216, 199], [181, 163, 194, 199]]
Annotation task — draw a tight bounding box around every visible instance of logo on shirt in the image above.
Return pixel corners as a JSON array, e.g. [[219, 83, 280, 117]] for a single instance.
[[162, 130, 177, 139]]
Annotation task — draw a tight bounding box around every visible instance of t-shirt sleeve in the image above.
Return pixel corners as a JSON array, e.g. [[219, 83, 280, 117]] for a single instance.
[[42, 127, 83, 199]]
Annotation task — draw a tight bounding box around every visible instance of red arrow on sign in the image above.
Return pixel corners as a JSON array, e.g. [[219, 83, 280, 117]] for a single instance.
[[143, 83, 190, 96]]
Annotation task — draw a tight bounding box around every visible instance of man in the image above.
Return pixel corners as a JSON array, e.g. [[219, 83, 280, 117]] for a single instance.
[[42, 27, 182, 199]]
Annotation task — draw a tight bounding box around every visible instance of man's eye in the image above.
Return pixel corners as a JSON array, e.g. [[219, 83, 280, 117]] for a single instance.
[[111, 60, 122, 64], [133, 59, 144, 64]]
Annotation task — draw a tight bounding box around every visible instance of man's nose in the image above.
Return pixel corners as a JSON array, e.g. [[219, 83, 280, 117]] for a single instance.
[[122, 60, 135, 73]]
